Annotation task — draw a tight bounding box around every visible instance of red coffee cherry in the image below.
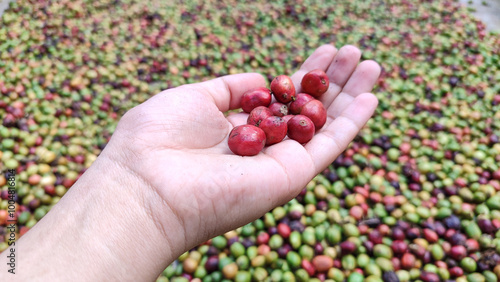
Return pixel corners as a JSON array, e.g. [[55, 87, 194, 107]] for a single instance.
[[300, 99, 327, 130], [287, 115, 315, 144], [289, 93, 315, 115], [268, 102, 288, 117], [241, 87, 272, 113], [271, 75, 296, 103], [259, 116, 288, 146], [247, 106, 273, 127], [301, 69, 329, 98], [228, 125, 266, 156]]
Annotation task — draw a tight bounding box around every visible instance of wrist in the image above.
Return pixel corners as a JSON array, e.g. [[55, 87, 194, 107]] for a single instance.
[[14, 153, 182, 281]]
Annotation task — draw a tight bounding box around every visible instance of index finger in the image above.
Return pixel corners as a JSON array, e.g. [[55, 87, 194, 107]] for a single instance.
[[290, 44, 338, 92]]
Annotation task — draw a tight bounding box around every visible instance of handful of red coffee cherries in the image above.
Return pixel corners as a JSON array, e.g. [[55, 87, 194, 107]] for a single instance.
[[228, 69, 329, 156]]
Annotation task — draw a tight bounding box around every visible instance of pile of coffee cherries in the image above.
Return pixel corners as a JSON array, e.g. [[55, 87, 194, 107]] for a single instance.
[[228, 70, 330, 156]]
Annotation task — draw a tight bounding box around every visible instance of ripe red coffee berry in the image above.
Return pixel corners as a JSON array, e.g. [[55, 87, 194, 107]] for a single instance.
[[289, 93, 315, 114], [401, 253, 416, 269], [301, 259, 316, 276], [300, 99, 327, 130], [268, 102, 288, 117], [241, 87, 272, 113], [277, 223, 291, 238], [270, 75, 296, 103], [228, 125, 266, 156], [301, 69, 329, 98], [449, 245, 467, 260], [247, 106, 273, 127], [287, 115, 315, 144], [259, 116, 287, 145]]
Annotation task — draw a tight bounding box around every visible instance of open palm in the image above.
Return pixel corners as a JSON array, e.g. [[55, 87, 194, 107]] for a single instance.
[[102, 44, 380, 253]]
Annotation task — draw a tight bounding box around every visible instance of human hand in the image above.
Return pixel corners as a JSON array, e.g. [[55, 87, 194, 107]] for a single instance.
[[11, 44, 380, 281], [101, 44, 381, 256]]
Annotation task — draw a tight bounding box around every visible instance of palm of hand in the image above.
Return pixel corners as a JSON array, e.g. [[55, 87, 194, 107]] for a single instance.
[[104, 45, 380, 251]]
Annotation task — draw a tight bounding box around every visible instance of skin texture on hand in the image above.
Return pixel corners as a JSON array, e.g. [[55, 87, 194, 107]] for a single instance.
[[6, 44, 380, 281]]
